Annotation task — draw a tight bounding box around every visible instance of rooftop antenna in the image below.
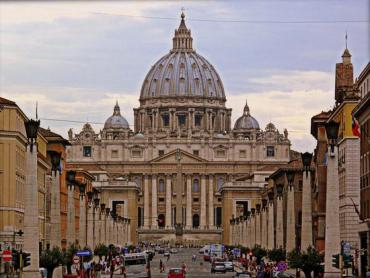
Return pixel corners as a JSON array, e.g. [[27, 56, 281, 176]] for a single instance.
[[36, 101, 38, 120], [345, 31, 348, 49]]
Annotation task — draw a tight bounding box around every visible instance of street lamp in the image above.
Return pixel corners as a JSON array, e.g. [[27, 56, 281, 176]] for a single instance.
[[78, 182, 86, 199], [301, 152, 313, 178], [48, 151, 61, 174], [66, 170, 76, 190], [24, 119, 40, 152], [276, 184, 284, 197], [325, 120, 340, 154], [286, 171, 295, 185]]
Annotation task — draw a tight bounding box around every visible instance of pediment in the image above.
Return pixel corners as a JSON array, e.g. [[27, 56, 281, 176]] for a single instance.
[[150, 149, 207, 164]]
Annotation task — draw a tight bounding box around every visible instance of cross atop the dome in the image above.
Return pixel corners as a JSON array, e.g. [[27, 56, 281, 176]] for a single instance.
[[244, 99, 250, 115]]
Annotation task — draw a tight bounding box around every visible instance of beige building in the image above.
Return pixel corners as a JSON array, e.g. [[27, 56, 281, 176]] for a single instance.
[[66, 13, 292, 245], [0, 97, 50, 251]]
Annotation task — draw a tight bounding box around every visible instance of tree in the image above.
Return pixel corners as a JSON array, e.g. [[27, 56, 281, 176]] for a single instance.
[[39, 247, 64, 278], [94, 244, 109, 260], [287, 246, 324, 278], [268, 247, 286, 263], [252, 245, 267, 264]]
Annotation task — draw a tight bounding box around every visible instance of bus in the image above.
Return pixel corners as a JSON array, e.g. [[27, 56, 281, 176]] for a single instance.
[[122, 252, 151, 278]]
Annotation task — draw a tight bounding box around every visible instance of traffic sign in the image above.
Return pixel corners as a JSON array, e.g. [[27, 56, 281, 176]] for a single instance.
[[342, 241, 351, 256], [73, 255, 80, 264], [2, 250, 12, 262], [76, 250, 91, 257]]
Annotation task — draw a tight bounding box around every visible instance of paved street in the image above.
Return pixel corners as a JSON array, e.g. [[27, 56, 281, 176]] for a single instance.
[[101, 248, 237, 278]]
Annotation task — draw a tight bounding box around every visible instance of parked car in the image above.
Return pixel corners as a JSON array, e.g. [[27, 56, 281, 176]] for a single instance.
[[234, 272, 252, 278], [224, 261, 234, 272], [211, 262, 226, 274], [164, 251, 170, 257], [167, 268, 186, 278], [170, 248, 178, 254]]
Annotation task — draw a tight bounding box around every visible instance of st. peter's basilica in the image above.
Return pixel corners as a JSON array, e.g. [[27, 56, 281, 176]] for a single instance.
[[66, 13, 292, 245]]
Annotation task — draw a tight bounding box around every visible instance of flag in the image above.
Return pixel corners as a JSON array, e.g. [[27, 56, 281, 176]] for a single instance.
[[352, 115, 361, 137]]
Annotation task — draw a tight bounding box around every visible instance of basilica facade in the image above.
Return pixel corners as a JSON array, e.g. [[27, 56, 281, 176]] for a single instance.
[[66, 13, 292, 245]]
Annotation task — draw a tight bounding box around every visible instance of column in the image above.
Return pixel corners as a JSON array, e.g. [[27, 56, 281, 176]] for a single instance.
[[143, 175, 149, 228], [230, 223, 234, 245], [165, 174, 172, 228], [276, 193, 284, 248], [23, 145, 39, 278], [50, 171, 61, 248], [255, 207, 261, 246], [250, 212, 256, 247], [186, 175, 192, 229], [267, 200, 275, 250], [208, 175, 214, 228], [79, 197, 86, 247], [151, 175, 158, 228], [87, 204, 94, 248], [261, 207, 266, 248], [247, 217, 251, 248], [67, 186, 75, 245], [200, 175, 207, 228], [243, 218, 248, 247], [301, 171, 313, 250], [324, 147, 341, 277], [286, 184, 295, 252], [127, 221, 131, 244]]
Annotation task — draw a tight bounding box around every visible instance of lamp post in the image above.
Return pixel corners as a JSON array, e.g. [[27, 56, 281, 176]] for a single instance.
[[276, 184, 284, 249], [324, 121, 341, 277], [301, 152, 313, 251], [48, 151, 62, 248], [23, 118, 40, 278], [77, 181, 86, 247], [286, 171, 296, 252], [66, 170, 76, 245]]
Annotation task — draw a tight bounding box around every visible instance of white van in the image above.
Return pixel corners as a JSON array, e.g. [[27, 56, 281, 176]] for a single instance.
[[122, 253, 151, 278]]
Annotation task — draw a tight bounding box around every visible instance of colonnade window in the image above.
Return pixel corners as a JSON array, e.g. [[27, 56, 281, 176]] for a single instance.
[[195, 114, 202, 126], [83, 146, 91, 157], [178, 115, 186, 127], [193, 179, 200, 192], [158, 179, 165, 193], [267, 146, 275, 157], [192, 214, 200, 228]]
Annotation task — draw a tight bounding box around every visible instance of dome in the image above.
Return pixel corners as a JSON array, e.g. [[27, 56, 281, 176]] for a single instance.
[[140, 13, 225, 100], [104, 101, 129, 129], [234, 100, 260, 130]]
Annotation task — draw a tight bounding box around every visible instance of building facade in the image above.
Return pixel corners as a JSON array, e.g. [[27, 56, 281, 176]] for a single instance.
[[67, 13, 292, 245], [353, 62, 370, 275]]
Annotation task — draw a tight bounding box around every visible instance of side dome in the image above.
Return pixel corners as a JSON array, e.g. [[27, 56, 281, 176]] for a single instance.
[[234, 100, 260, 130], [140, 12, 225, 100], [104, 101, 129, 129]]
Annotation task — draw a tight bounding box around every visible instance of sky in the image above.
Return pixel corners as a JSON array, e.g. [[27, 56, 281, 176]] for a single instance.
[[0, 0, 369, 152]]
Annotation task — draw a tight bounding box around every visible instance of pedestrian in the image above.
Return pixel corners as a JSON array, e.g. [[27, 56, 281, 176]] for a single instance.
[[182, 262, 187, 274], [167, 253, 170, 261], [159, 259, 164, 273], [109, 257, 116, 278]]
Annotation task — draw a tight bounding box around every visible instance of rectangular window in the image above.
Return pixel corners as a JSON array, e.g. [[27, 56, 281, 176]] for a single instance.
[[215, 149, 226, 158], [159, 150, 165, 156], [267, 146, 275, 157], [239, 150, 246, 158], [193, 150, 199, 156], [159, 197, 165, 203], [162, 114, 169, 127], [132, 149, 142, 157], [83, 146, 91, 157], [178, 115, 186, 127], [195, 115, 202, 127], [111, 150, 118, 158], [193, 198, 199, 203]]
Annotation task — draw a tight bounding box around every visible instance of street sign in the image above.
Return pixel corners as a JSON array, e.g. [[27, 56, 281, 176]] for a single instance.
[[76, 250, 91, 257], [2, 250, 12, 262], [342, 241, 351, 256], [73, 255, 80, 264]]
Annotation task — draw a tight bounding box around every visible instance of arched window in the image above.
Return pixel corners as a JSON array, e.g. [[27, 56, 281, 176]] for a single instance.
[[192, 214, 200, 228], [217, 177, 224, 191], [158, 179, 165, 193], [193, 179, 200, 192]]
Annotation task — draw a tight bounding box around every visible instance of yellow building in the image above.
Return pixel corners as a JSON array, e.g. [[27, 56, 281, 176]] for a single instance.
[[0, 97, 50, 250]]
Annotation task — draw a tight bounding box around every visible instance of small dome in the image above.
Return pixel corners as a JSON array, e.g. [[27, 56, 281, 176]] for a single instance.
[[104, 101, 129, 129], [234, 100, 260, 130]]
